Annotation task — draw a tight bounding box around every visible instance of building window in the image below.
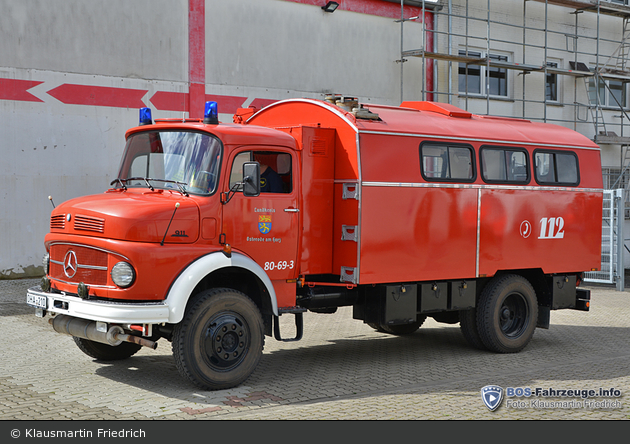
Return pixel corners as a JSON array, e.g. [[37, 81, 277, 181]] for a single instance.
[[589, 77, 628, 109], [546, 62, 558, 102], [458, 50, 508, 97]]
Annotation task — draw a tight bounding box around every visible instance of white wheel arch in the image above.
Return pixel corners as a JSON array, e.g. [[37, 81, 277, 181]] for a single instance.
[[164, 251, 278, 323]]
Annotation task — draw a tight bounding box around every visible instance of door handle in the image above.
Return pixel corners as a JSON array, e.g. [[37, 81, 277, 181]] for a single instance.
[[284, 208, 299, 213]]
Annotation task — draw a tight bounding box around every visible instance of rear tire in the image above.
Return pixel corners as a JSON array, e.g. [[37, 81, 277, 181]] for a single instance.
[[172, 288, 264, 390], [74, 337, 142, 361], [476, 275, 538, 353], [379, 316, 427, 335], [459, 309, 486, 350], [367, 322, 386, 332]]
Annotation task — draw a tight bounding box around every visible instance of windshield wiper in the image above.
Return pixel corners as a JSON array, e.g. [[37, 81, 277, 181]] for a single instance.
[[117, 177, 189, 196], [148, 179, 190, 197], [122, 176, 155, 191], [109, 178, 127, 190]]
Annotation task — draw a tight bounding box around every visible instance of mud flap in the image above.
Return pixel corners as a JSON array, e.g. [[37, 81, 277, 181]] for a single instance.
[[574, 288, 591, 311], [537, 305, 550, 329]]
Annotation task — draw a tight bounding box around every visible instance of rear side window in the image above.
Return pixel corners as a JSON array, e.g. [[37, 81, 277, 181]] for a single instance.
[[534, 150, 579, 186], [480, 146, 529, 184], [420, 143, 475, 182]]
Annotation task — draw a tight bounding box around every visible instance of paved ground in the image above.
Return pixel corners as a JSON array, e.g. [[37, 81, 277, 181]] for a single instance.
[[1, 278, 629, 422]]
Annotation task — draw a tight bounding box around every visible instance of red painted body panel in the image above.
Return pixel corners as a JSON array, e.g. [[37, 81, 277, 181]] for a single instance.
[[360, 185, 478, 283], [51, 190, 200, 244], [478, 189, 602, 276], [221, 147, 301, 282], [44, 233, 224, 301], [247, 100, 363, 281]]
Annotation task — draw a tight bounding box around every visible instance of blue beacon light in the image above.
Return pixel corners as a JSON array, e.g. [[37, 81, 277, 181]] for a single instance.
[[203, 101, 219, 124], [139, 107, 153, 126]]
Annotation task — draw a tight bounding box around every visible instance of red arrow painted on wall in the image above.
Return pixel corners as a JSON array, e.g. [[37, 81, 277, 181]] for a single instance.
[[204, 94, 247, 115], [149, 91, 247, 114], [0, 79, 44, 102], [47, 84, 147, 108], [3, 78, 276, 114], [149, 91, 189, 112]]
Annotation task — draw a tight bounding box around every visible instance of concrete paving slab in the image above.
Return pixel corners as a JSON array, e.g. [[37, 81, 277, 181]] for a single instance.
[[1, 278, 629, 420]]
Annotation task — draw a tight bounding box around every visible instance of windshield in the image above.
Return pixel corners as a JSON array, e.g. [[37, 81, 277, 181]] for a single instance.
[[116, 130, 222, 195]]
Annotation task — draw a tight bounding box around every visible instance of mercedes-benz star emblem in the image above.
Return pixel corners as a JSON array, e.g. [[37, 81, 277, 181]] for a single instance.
[[63, 250, 78, 278]]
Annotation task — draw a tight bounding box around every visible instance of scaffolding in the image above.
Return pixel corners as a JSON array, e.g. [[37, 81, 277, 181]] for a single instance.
[[398, 0, 630, 211], [399, 0, 630, 139]]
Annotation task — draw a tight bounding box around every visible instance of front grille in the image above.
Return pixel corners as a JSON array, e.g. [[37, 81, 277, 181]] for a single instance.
[[50, 214, 66, 230], [74, 215, 105, 233], [49, 244, 109, 286]]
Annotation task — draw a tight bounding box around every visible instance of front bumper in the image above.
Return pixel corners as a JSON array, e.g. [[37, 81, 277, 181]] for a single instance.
[[26, 286, 170, 324]]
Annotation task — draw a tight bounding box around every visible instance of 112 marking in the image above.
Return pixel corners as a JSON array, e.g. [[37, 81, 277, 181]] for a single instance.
[[538, 217, 565, 239]]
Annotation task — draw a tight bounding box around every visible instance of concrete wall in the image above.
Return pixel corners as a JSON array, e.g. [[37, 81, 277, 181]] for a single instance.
[[0, 0, 425, 278], [2, 0, 626, 278]]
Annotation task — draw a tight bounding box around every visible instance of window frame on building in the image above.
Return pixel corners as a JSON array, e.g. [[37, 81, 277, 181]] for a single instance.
[[458, 49, 510, 98], [545, 61, 559, 103], [588, 76, 629, 109]]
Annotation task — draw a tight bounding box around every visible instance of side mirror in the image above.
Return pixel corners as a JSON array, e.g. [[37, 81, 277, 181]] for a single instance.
[[242, 162, 260, 197]]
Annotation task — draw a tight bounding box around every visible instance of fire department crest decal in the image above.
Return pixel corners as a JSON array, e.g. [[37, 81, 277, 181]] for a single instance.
[[481, 385, 504, 411], [258, 215, 272, 234]]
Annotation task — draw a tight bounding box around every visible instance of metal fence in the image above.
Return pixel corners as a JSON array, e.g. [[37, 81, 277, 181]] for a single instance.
[[602, 168, 630, 219], [584, 189, 625, 290]]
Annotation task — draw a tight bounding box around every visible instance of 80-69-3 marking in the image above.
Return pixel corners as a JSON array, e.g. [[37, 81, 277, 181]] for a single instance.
[[264, 260, 294, 271]]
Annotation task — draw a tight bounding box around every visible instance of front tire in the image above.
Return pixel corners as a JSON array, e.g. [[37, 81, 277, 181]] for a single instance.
[[74, 337, 142, 361], [172, 288, 264, 390], [476, 275, 538, 353]]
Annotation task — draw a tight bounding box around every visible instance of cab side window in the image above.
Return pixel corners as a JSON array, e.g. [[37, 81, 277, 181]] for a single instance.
[[229, 151, 292, 193]]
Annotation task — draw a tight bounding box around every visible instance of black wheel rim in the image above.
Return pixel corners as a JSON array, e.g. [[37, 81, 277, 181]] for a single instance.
[[499, 292, 529, 338], [203, 311, 250, 371]]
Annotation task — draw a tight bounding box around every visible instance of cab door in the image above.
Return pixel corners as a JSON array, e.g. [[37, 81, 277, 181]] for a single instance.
[[221, 147, 300, 281]]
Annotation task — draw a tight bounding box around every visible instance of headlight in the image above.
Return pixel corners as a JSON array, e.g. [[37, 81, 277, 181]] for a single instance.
[[111, 262, 136, 288], [42, 253, 50, 275]]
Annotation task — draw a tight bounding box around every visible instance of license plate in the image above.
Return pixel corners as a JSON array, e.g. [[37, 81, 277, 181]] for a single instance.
[[27, 293, 47, 309]]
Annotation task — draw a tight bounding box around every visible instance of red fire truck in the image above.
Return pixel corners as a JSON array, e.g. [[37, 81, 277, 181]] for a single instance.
[[27, 96, 602, 390]]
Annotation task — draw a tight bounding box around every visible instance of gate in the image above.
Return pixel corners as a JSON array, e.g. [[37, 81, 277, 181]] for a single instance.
[[583, 189, 625, 290]]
